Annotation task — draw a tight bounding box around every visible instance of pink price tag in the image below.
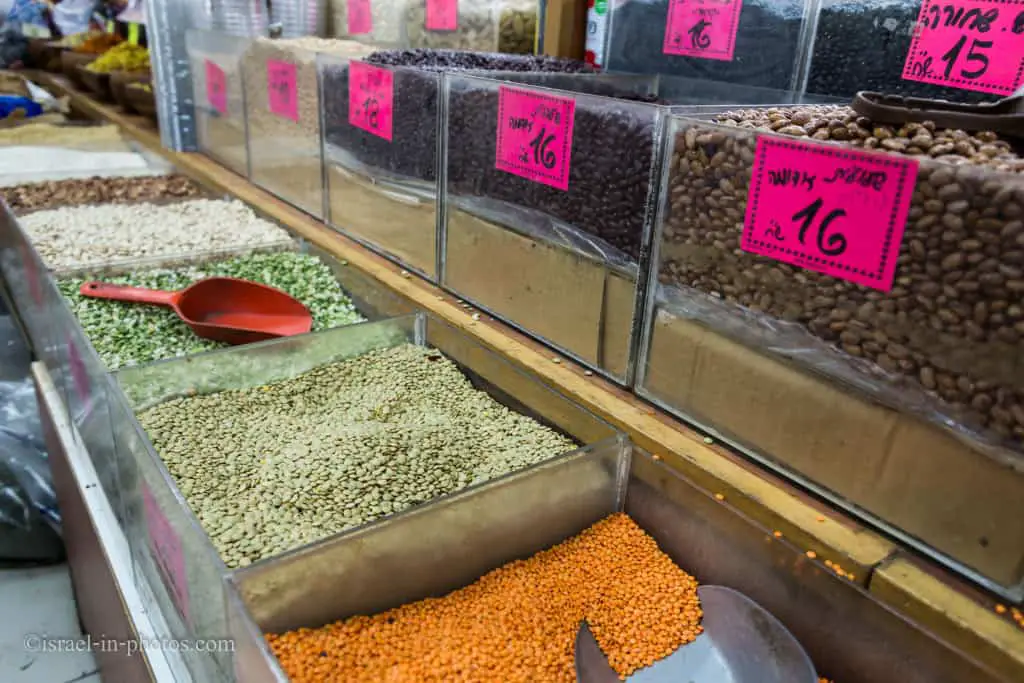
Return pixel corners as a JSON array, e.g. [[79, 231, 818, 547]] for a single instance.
[[494, 86, 575, 191], [663, 0, 742, 60], [427, 0, 458, 30], [902, 0, 1024, 95], [742, 137, 919, 292], [266, 60, 299, 122], [66, 334, 88, 403], [205, 60, 227, 115], [142, 484, 191, 625], [348, 0, 373, 34], [349, 62, 394, 140]]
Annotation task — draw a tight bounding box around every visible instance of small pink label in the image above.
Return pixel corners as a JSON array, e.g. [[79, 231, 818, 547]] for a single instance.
[[742, 137, 919, 292], [348, 0, 373, 34], [67, 334, 88, 402], [205, 60, 227, 115], [266, 60, 298, 122], [142, 483, 191, 625], [427, 0, 458, 30], [902, 0, 1024, 95], [348, 61, 394, 141], [663, 0, 742, 60], [494, 86, 575, 191]]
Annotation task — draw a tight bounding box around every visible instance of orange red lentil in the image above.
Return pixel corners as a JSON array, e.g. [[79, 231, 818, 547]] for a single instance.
[[266, 513, 703, 682]]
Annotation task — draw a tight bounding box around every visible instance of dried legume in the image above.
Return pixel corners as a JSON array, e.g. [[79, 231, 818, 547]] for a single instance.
[[59, 251, 363, 369], [658, 105, 1024, 453], [22, 198, 290, 270], [138, 344, 578, 568], [266, 513, 703, 681], [2, 175, 205, 214]]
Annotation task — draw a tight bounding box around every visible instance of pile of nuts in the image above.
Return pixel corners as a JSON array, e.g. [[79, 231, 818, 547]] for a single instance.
[[2, 175, 205, 214], [138, 344, 578, 568], [659, 104, 1024, 449], [59, 251, 363, 369], [21, 198, 289, 270], [266, 513, 703, 681]]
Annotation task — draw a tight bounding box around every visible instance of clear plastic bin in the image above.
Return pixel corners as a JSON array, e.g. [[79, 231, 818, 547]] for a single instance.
[[403, 0, 540, 53], [442, 73, 666, 383], [319, 55, 442, 278], [224, 445, 1006, 683], [186, 29, 252, 178], [603, 0, 813, 92], [803, 0, 1001, 101], [327, 0, 407, 45], [638, 108, 1024, 598], [242, 38, 373, 218], [112, 312, 620, 679]]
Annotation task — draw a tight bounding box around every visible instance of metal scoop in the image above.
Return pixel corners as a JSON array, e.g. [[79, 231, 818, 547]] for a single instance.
[[851, 89, 1024, 139], [79, 277, 313, 345], [575, 585, 817, 683]]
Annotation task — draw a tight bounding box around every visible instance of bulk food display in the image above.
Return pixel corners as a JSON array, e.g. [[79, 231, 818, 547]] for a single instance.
[[1, 175, 205, 215], [186, 30, 252, 177], [327, 0, 406, 44], [641, 104, 1024, 589], [319, 48, 596, 279], [58, 250, 365, 369], [805, 0, 1000, 101], [603, 0, 811, 91], [443, 74, 664, 381], [403, 0, 540, 53], [242, 37, 373, 218], [19, 198, 290, 270], [111, 313, 620, 680]]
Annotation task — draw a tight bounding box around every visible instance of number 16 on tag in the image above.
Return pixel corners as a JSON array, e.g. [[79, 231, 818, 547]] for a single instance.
[[741, 137, 919, 292]]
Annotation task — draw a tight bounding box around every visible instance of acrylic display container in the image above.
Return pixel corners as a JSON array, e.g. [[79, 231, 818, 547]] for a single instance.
[[318, 51, 613, 282], [319, 55, 442, 279], [187, 30, 251, 178], [638, 110, 1024, 600], [326, 0, 407, 45], [110, 311, 621, 681], [403, 0, 540, 53], [224, 445, 1007, 683], [271, 0, 328, 38], [803, 0, 1002, 101], [602, 0, 814, 92], [242, 39, 373, 218], [442, 73, 667, 384]]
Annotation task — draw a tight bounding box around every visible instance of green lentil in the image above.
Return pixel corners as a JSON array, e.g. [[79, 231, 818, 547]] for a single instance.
[[59, 251, 365, 369], [137, 344, 579, 568]]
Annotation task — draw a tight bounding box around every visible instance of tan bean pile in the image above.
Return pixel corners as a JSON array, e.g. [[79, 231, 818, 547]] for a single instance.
[[266, 513, 703, 682], [660, 105, 1024, 450], [2, 175, 205, 214]]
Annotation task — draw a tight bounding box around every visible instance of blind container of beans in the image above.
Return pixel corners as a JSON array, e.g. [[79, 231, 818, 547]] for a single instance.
[[638, 105, 1024, 591], [404, 0, 540, 53], [602, 0, 812, 92], [186, 30, 251, 178], [319, 49, 598, 280], [242, 37, 373, 219], [442, 74, 666, 383], [804, 0, 1013, 101]]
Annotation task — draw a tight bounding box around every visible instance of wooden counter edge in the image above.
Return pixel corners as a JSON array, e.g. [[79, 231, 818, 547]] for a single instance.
[[39, 72, 895, 571], [871, 555, 1024, 682]]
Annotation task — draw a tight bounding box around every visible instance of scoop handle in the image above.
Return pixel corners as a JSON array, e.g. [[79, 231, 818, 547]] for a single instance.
[[79, 281, 177, 306]]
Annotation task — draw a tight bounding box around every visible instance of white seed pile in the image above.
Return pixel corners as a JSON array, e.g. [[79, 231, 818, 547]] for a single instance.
[[21, 199, 291, 270], [138, 344, 578, 568]]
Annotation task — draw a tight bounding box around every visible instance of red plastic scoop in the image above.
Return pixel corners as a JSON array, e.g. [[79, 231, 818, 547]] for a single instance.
[[79, 277, 313, 345]]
